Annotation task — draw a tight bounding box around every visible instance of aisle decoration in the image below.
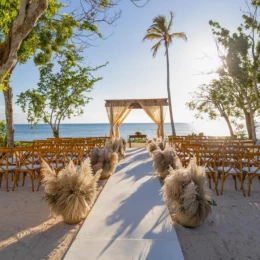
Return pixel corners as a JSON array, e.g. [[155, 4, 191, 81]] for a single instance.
[[42, 159, 100, 224], [162, 159, 216, 227], [153, 147, 182, 179]]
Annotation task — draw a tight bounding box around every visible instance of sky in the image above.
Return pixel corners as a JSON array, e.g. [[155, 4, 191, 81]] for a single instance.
[[0, 0, 250, 125]]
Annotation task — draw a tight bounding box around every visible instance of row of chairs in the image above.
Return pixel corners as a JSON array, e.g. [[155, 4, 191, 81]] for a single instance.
[[168, 141, 260, 196], [168, 135, 236, 141], [0, 137, 109, 192], [20, 136, 110, 148]]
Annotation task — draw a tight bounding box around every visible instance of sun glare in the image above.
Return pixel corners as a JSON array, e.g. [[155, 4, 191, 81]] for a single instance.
[[193, 48, 222, 75]]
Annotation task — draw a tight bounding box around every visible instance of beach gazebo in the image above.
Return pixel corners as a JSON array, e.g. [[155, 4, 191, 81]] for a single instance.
[[105, 98, 168, 139]]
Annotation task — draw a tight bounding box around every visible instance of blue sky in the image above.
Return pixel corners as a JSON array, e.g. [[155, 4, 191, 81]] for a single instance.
[[0, 0, 249, 125]]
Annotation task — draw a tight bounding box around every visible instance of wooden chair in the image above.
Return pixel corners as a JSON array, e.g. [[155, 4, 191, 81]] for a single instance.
[[217, 150, 245, 196], [0, 148, 16, 191], [242, 151, 260, 196], [196, 149, 219, 195], [37, 148, 62, 173], [37, 148, 83, 190], [12, 147, 40, 192]]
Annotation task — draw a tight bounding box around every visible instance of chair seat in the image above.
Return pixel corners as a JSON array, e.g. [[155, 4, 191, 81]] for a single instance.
[[242, 166, 260, 174], [20, 164, 41, 170], [2, 158, 17, 165], [198, 166, 215, 172], [28, 158, 39, 163], [50, 163, 64, 169], [0, 165, 17, 171], [242, 158, 252, 164], [217, 166, 241, 174]]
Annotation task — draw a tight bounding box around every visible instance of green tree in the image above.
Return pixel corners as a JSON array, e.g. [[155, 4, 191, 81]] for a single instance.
[[209, 18, 259, 140], [143, 11, 187, 136], [16, 61, 104, 138], [0, 120, 7, 146], [1, 0, 149, 146], [186, 77, 253, 138]]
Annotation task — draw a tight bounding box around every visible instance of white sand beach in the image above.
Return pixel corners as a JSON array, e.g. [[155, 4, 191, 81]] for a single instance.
[[0, 148, 260, 260]]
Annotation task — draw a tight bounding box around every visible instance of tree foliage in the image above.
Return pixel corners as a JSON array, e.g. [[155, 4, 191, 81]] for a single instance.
[[0, 120, 7, 146], [188, 2, 260, 140], [16, 61, 105, 137]]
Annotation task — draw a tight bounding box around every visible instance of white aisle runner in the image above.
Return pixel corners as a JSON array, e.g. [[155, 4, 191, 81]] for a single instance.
[[64, 148, 184, 260]]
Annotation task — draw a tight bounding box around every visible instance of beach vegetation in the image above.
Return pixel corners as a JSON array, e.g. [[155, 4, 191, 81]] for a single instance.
[[16, 60, 105, 138], [143, 11, 187, 137], [188, 3, 260, 140], [0, 120, 7, 147]]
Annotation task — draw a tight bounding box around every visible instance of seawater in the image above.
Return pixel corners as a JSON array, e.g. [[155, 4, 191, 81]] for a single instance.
[[13, 122, 234, 141]]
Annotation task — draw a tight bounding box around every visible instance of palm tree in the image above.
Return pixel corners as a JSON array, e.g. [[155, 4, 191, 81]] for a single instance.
[[143, 11, 187, 136]]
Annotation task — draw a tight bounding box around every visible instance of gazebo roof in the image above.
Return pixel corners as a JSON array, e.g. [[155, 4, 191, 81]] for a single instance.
[[105, 98, 168, 109]]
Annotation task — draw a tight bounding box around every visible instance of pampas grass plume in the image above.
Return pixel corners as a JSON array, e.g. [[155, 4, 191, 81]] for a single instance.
[[153, 147, 182, 179], [162, 159, 214, 227], [42, 158, 100, 224]]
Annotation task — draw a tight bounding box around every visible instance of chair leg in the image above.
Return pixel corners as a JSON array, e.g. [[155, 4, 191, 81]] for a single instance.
[[12, 171, 18, 191], [220, 173, 225, 195], [0, 173, 2, 188], [239, 173, 246, 197]]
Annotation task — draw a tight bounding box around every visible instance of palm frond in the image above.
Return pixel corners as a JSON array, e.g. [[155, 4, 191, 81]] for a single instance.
[[167, 11, 175, 31], [143, 33, 163, 42], [147, 26, 164, 35], [151, 40, 163, 57], [171, 32, 187, 41], [153, 15, 167, 32]]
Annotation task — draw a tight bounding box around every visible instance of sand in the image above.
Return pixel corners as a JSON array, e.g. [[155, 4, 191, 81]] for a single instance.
[[170, 177, 260, 260], [1, 148, 260, 260], [0, 179, 106, 260]]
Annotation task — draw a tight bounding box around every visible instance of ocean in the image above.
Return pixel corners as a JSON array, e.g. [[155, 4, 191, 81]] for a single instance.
[[13, 122, 236, 141]]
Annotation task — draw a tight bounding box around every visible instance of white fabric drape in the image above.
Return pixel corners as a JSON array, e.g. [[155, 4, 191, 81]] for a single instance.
[[115, 108, 132, 138], [106, 102, 131, 138], [140, 102, 167, 139]]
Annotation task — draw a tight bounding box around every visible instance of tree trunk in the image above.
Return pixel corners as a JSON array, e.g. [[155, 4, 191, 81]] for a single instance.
[[246, 101, 256, 141], [52, 128, 59, 138], [222, 113, 235, 138], [165, 44, 176, 136], [0, 0, 48, 85], [3, 83, 14, 147], [235, 83, 257, 141], [244, 110, 253, 140]]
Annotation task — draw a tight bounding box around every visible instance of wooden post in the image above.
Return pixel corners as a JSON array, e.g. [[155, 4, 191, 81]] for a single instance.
[[160, 104, 164, 142], [110, 104, 114, 138]]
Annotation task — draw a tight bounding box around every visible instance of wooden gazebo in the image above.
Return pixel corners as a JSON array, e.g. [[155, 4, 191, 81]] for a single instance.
[[105, 98, 168, 139]]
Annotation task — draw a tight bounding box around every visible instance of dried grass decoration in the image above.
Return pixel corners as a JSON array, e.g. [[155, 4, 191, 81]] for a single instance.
[[156, 138, 166, 151], [146, 139, 160, 156], [153, 147, 182, 179], [42, 159, 100, 224], [162, 159, 216, 227], [107, 138, 126, 160], [90, 147, 118, 180]]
